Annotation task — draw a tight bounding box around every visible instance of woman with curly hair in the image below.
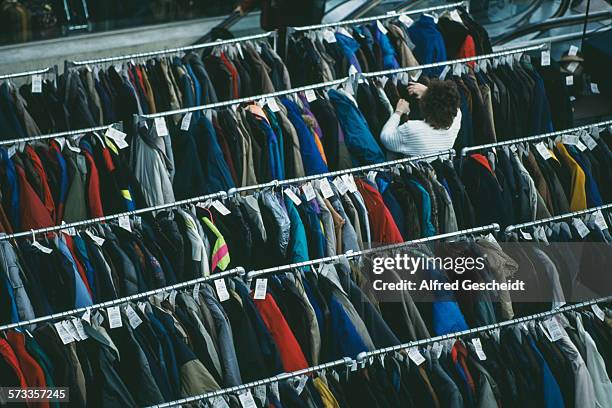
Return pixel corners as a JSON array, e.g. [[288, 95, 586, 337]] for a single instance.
[[380, 79, 462, 157]]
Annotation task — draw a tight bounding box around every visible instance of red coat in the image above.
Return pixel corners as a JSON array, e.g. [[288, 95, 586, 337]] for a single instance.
[[356, 179, 404, 245]]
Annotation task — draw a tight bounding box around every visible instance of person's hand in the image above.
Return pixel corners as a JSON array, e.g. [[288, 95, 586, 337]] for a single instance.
[[395, 99, 410, 115], [234, 5, 245, 15], [408, 82, 427, 99]]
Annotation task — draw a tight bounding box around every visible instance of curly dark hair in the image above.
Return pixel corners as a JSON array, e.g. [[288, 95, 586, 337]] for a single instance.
[[419, 79, 460, 130]]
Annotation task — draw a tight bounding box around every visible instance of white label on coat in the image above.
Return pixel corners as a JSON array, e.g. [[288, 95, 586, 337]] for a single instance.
[[86, 230, 105, 246], [154, 117, 169, 137], [535, 142, 552, 160], [471, 338, 487, 360], [591, 83, 600, 94], [594, 210, 608, 230], [82, 309, 91, 324], [32, 240, 53, 254], [7, 145, 16, 158], [238, 391, 257, 408], [302, 182, 316, 201], [32, 75, 43, 93], [118, 215, 131, 232], [343, 174, 358, 193], [254, 278, 268, 300], [212, 200, 231, 216], [253, 385, 267, 405], [432, 342, 443, 359], [193, 283, 201, 304], [449, 9, 462, 22], [568, 45, 579, 56], [123, 304, 142, 329], [592, 304, 605, 321], [270, 382, 280, 401], [54, 321, 74, 344], [107, 306, 123, 329], [544, 317, 564, 341], [398, 14, 414, 27], [566, 62, 579, 73], [214, 278, 230, 302], [410, 69, 422, 82], [73, 318, 88, 340], [284, 188, 302, 206], [576, 140, 587, 151], [168, 290, 177, 307], [318, 178, 335, 199], [348, 65, 358, 77], [408, 347, 425, 365], [295, 375, 308, 395], [376, 20, 388, 35], [581, 133, 598, 150], [305, 89, 317, 102], [323, 30, 337, 43], [439, 65, 451, 80], [180, 112, 193, 130], [379, 75, 389, 88], [210, 396, 229, 408], [565, 76, 574, 86], [541, 51, 551, 66], [333, 177, 349, 195], [63, 320, 80, 342], [562, 134, 579, 145], [520, 230, 533, 240], [267, 98, 280, 112], [572, 218, 590, 238]]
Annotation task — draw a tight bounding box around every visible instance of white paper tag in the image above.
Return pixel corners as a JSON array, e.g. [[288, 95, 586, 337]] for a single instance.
[[193, 283, 201, 304], [376, 20, 388, 35], [7, 145, 16, 158], [180, 112, 193, 131], [568, 45, 579, 56], [333, 177, 349, 195], [572, 218, 590, 238], [449, 9, 462, 22], [318, 178, 335, 199], [591, 83, 600, 94], [562, 134, 579, 146], [254, 278, 268, 300], [238, 391, 257, 408], [520, 230, 533, 240], [439, 65, 451, 80], [594, 210, 608, 230], [323, 30, 337, 43], [118, 215, 131, 232], [592, 126, 601, 139], [86, 230, 105, 246], [62, 320, 79, 342], [155, 117, 169, 137], [348, 65, 358, 77], [305, 89, 317, 103], [210, 396, 229, 408], [284, 188, 302, 206], [432, 342, 443, 359], [398, 14, 414, 27], [82, 309, 91, 324], [302, 182, 316, 201], [342, 174, 358, 193], [32, 240, 53, 254], [581, 133, 598, 150], [408, 347, 425, 365], [544, 317, 564, 341], [576, 140, 587, 151], [267, 98, 280, 113], [168, 290, 177, 308], [566, 62, 579, 73], [54, 321, 74, 344], [535, 142, 552, 160], [214, 279, 230, 302], [471, 338, 487, 360], [410, 69, 422, 82], [295, 375, 308, 395], [253, 385, 267, 405], [541, 51, 551, 66], [107, 306, 123, 329], [270, 382, 280, 401], [565, 76, 574, 86], [212, 200, 231, 216], [72, 318, 88, 340], [32, 75, 43, 93], [125, 304, 143, 329], [591, 304, 605, 321]]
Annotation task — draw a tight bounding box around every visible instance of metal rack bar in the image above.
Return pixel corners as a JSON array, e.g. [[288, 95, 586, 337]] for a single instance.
[[0, 124, 119, 147], [148, 357, 355, 408], [0, 267, 245, 332], [460, 119, 612, 156], [355, 295, 612, 361], [0, 148, 454, 240], [361, 43, 548, 79], [69, 32, 274, 66], [505, 203, 612, 233], [292, 1, 467, 32], [247, 223, 500, 280], [0, 66, 54, 80], [141, 43, 546, 120]]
